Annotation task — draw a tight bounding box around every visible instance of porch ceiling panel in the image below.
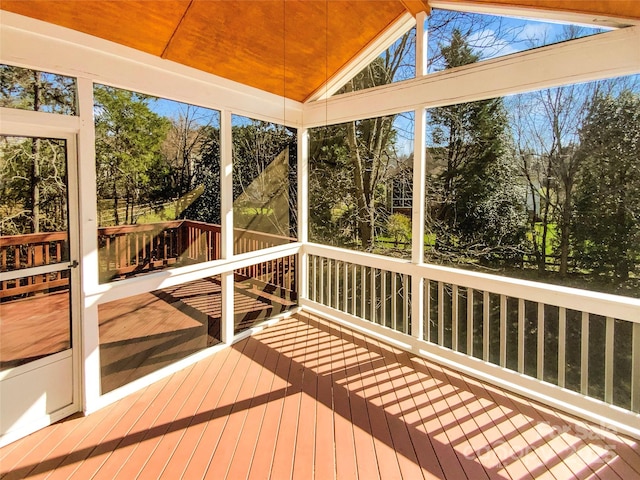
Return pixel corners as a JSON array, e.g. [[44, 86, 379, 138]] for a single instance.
[[162, 0, 406, 102], [0, 0, 191, 56], [1, 0, 639, 103], [0, 0, 407, 102]]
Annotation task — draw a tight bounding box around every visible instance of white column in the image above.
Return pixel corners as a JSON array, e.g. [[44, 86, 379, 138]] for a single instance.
[[415, 11, 428, 77], [297, 128, 309, 301], [76, 76, 101, 412], [220, 110, 235, 344], [410, 107, 426, 340]]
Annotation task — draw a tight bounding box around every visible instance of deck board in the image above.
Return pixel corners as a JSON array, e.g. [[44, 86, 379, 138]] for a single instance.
[[2, 311, 639, 480]]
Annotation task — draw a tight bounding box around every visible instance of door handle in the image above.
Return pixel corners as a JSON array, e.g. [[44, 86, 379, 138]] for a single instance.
[[70, 260, 79, 269]]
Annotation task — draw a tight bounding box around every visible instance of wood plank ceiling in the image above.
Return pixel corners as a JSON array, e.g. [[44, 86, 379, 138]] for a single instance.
[[1, 0, 639, 102]]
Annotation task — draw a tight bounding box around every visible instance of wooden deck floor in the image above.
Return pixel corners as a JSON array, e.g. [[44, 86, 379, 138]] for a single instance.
[[1, 312, 639, 479]]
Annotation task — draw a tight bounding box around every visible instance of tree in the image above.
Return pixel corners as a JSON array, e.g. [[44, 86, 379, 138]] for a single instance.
[[0, 65, 75, 233], [572, 90, 640, 282], [428, 30, 526, 263], [232, 120, 297, 238], [161, 105, 212, 198], [508, 25, 615, 276], [94, 86, 169, 225], [0, 137, 68, 235], [328, 31, 414, 250], [180, 125, 221, 225], [387, 213, 411, 246]]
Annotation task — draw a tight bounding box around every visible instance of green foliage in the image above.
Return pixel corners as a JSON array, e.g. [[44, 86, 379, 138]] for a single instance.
[[572, 90, 640, 280], [94, 85, 170, 225], [310, 30, 414, 250], [180, 125, 221, 224], [309, 124, 357, 245], [0, 64, 76, 114], [387, 213, 411, 246], [0, 65, 76, 234], [428, 30, 527, 261]]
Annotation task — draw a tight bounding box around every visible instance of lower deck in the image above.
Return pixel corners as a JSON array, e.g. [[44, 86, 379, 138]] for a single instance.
[[1, 312, 638, 479]]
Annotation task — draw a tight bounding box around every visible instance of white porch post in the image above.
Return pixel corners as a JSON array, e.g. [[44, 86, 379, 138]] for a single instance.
[[220, 110, 235, 344], [415, 11, 428, 77], [297, 128, 309, 301], [411, 13, 428, 340], [411, 108, 426, 340], [76, 76, 101, 412]]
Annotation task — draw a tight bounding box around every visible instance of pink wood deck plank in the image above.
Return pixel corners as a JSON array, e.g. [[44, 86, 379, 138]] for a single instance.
[[155, 346, 233, 480], [496, 389, 609, 479], [112, 346, 241, 480], [2, 312, 639, 480], [0, 414, 78, 477], [407, 355, 481, 479], [385, 350, 447, 479], [267, 319, 307, 480], [437, 365, 536, 480], [95, 350, 223, 479], [539, 402, 640, 478], [2, 382, 154, 480], [346, 327, 382, 480], [223, 330, 283, 480], [309, 317, 338, 480], [203, 335, 271, 479], [290, 319, 319, 480], [266, 317, 316, 479], [177, 336, 256, 479], [363, 334, 427, 480], [64, 369, 195, 480], [450, 371, 556, 480], [330, 324, 358, 480], [246, 317, 300, 480]]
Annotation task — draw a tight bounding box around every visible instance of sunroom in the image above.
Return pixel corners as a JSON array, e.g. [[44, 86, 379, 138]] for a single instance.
[[0, 0, 639, 477]]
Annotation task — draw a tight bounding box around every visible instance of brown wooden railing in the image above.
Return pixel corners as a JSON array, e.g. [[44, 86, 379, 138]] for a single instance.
[[0, 231, 69, 298], [98, 220, 186, 281], [1, 221, 296, 298]]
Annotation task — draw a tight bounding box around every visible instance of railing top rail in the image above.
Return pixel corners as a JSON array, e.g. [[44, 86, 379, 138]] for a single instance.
[[0, 231, 68, 246], [233, 227, 296, 243], [97, 220, 184, 235], [95, 220, 294, 244], [181, 220, 221, 232], [304, 242, 640, 323]]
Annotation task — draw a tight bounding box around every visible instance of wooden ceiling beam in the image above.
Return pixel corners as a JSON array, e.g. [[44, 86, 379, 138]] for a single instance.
[[400, 0, 431, 17]]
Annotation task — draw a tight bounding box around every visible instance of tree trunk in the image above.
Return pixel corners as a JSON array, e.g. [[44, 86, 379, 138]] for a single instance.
[[559, 181, 572, 277], [112, 173, 120, 225], [30, 138, 41, 233], [346, 121, 373, 249], [30, 73, 42, 233], [615, 185, 629, 281]]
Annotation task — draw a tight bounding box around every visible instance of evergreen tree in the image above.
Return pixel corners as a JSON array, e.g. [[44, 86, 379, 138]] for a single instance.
[[428, 30, 526, 262], [573, 90, 640, 282], [94, 85, 170, 225], [180, 125, 221, 225]]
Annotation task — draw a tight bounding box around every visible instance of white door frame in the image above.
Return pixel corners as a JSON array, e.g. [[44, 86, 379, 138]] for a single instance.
[[0, 115, 82, 447]]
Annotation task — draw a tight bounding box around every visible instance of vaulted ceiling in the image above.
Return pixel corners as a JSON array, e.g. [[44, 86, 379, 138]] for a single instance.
[[1, 0, 639, 102]]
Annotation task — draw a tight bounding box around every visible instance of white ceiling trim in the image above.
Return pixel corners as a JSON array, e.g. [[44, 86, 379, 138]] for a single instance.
[[304, 11, 416, 103], [302, 25, 640, 127], [430, 0, 640, 28]]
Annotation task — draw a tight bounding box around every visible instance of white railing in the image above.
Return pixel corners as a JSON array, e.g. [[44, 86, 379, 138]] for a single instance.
[[301, 243, 640, 439]]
